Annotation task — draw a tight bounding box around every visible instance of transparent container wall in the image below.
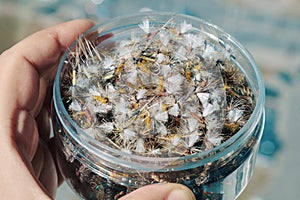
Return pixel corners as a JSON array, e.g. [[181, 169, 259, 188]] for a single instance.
[[52, 13, 265, 200], [53, 112, 264, 199]]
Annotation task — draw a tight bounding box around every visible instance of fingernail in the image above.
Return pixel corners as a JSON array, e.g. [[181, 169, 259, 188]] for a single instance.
[[167, 189, 195, 200]]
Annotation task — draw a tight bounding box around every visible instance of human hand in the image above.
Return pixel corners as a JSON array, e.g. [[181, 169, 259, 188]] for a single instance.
[[0, 19, 195, 200], [0, 19, 95, 200]]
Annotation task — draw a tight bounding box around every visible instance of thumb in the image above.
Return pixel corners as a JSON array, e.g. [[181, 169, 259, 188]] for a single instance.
[[120, 183, 195, 200]]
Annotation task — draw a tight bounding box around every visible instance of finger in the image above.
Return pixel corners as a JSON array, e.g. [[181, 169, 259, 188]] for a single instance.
[[1, 19, 95, 76], [120, 183, 195, 200], [37, 140, 58, 198], [0, 19, 94, 118], [31, 140, 45, 179], [0, 19, 94, 115], [13, 110, 40, 161], [36, 107, 51, 141], [31, 139, 59, 198], [48, 138, 64, 186]]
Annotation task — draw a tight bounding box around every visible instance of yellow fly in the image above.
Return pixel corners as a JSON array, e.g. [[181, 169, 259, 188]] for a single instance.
[[115, 63, 124, 76], [93, 96, 108, 104], [185, 68, 191, 82], [157, 76, 164, 92]]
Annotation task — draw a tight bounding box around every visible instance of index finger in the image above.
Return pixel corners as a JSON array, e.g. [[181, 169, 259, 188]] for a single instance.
[[1, 19, 94, 78], [0, 19, 94, 119]]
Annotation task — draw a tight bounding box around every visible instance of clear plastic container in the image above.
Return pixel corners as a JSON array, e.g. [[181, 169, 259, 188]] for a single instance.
[[52, 12, 265, 200]]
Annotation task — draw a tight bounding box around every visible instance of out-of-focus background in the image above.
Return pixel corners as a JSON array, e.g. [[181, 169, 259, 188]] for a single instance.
[[1, 0, 299, 199]]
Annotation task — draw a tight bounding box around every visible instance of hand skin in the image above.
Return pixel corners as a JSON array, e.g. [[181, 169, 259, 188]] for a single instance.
[[0, 19, 195, 200]]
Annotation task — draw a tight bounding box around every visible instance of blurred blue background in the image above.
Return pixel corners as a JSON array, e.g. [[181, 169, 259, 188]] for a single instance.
[[1, 0, 299, 199]]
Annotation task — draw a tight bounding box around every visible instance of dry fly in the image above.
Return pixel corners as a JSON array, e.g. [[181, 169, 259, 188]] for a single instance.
[[60, 17, 255, 158]]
